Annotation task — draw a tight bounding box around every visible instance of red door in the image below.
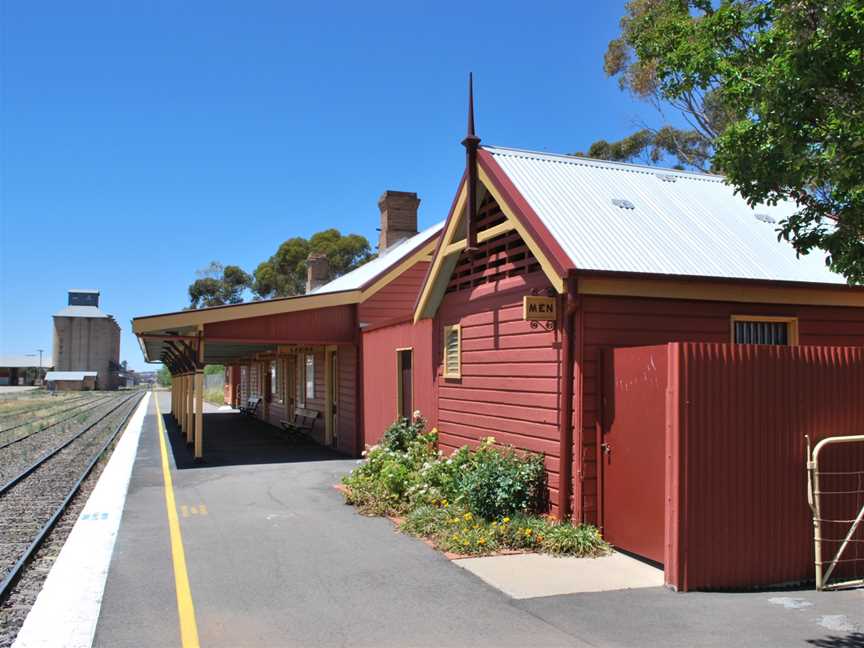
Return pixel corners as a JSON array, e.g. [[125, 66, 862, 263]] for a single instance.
[[601, 345, 667, 564]]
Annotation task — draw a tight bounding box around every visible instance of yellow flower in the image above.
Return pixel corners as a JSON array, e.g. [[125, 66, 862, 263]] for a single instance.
[[524, 528, 533, 536], [463, 512, 473, 521], [462, 539, 469, 546], [478, 538, 486, 545], [502, 517, 510, 524]]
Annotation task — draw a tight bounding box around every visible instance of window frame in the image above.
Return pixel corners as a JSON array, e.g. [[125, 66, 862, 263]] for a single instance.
[[442, 324, 461, 379], [730, 315, 799, 346], [305, 353, 315, 400], [396, 347, 414, 419], [295, 354, 306, 407]]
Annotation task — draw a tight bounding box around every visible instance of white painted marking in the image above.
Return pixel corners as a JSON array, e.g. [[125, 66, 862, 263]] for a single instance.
[[767, 596, 814, 610], [818, 615, 858, 633], [13, 393, 151, 648]]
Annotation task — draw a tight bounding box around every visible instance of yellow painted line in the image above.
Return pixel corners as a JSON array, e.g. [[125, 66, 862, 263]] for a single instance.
[[154, 393, 200, 648]]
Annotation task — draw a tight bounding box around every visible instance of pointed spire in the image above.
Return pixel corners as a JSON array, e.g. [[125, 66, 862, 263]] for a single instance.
[[463, 72, 480, 147], [462, 73, 480, 250]]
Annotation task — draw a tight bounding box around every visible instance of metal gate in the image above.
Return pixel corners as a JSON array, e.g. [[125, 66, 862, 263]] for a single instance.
[[600, 346, 667, 564], [806, 434, 864, 590]]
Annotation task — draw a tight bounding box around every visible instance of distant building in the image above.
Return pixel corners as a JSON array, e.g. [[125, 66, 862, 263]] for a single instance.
[[45, 370, 98, 391], [0, 355, 52, 386], [52, 289, 121, 390]]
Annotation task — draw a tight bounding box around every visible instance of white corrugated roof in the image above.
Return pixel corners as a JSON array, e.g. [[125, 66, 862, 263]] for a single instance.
[[46, 371, 97, 381], [486, 146, 846, 285], [311, 221, 444, 295], [0, 355, 53, 369]]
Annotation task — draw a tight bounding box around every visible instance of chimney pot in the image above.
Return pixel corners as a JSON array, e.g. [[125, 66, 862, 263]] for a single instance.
[[378, 190, 420, 253], [306, 253, 330, 293]]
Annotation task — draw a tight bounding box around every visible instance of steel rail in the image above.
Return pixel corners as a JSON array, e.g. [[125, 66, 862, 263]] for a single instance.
[[0, 393, 140, 496], [0, 395, 116, 447], [0, 392, 144, 603]]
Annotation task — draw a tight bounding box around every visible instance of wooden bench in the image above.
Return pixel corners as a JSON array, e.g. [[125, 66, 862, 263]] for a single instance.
[[281, 407, 319, 439], [239, 397, 261, 416]]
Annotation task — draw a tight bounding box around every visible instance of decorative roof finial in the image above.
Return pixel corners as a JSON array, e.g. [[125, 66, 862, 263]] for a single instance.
[[462, 73, 481, 250]]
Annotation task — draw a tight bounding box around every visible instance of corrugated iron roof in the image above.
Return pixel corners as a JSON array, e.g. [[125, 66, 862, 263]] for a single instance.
[[45, 371, 97, 381], [485, 145, 846, 285], [0, 355, 53, 369], [311, 221, 444, 295]]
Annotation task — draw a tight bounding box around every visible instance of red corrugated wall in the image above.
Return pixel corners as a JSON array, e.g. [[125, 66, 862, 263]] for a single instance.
[[665, 343, 864, 590], [579, 295, 864, 526], [361, 319, 436, 447]]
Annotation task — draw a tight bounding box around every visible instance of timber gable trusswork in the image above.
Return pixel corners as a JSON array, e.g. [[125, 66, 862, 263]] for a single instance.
[[446, 196, 542, 294]]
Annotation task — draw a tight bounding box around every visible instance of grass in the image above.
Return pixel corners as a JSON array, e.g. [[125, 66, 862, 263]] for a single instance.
[[204, 388, 225, 406]]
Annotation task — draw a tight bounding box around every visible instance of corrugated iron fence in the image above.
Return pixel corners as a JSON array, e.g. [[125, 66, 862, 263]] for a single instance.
[[602, 343, 864, 591], [666, 343, 864, 590]]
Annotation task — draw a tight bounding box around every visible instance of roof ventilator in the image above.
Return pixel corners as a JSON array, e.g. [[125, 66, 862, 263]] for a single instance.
[[611, 198, 635, 210], [656, 172, 677, 183], [754, 212, 777, 224]]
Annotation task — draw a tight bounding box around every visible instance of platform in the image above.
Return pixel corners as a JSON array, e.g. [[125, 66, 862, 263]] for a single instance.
[[90, 392, 586, 647], [14, 391, 864, 648]]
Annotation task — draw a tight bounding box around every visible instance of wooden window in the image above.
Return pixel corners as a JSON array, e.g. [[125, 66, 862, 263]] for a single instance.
[[396, 348, 413, 420], [305, 354, 315, 400], [731, 316, 799, 346], [270, 360, 283, 404], [295, 355, 306, 407], [442, 324, 461, 379]]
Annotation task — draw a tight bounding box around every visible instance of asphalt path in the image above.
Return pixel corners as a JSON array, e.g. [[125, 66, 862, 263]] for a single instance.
[[94, 392, 863, 647]]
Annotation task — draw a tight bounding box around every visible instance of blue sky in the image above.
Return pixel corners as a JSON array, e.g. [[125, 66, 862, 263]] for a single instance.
[[1, 1, 671, 371]]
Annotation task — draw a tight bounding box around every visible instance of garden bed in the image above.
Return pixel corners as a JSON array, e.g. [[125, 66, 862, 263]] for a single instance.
[[337, 416, 610, 560]]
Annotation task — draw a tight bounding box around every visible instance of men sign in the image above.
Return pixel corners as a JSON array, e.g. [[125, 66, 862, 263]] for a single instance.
[[523, 295, 557, 321]]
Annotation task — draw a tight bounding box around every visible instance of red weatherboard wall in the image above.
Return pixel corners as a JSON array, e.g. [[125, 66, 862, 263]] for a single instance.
[[665, 343, 864, 590], [336, 345, 358, 455], [361, 319, 435, 447], [359, 262, 431, 327], [436, 271, 564, 514], [204, 304, 356, 344], [578, 295, 864, 526]]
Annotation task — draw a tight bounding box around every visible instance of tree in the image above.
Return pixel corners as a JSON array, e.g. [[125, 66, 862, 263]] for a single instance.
[[593, 0, 864, 283], [253, 229, 372, 299], [157, 365, 172, 387], [188, 261, 253, 308]]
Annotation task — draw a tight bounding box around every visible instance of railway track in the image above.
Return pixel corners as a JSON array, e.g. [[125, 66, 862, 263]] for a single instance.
[[0, 394, 114, 447], [0, 392, 144, 604]]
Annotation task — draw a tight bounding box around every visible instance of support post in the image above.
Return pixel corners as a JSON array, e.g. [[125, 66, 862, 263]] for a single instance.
[[177, 375, 183, 428], [186, 373, 194, 444], [194, 370, 204, 460]]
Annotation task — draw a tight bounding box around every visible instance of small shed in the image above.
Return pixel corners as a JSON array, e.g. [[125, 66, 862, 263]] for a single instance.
[[45, 371, 98, 391]]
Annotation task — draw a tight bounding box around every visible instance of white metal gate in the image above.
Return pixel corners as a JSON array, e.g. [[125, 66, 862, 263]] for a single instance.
[[806, 434, 864, 591]]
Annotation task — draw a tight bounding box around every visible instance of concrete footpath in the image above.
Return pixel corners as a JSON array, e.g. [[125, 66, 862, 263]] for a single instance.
[[90, 392, 863, 648]]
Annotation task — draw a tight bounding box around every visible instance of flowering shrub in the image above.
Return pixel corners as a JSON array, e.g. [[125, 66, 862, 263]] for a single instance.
[[453, 438, 546, 520], [382, 412, 427, 452], [342, 413, 610, 558]]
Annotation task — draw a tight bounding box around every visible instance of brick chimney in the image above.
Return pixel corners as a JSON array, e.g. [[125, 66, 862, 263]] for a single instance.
[[378, 191, 420, 252], [306, 253, 330, 293]]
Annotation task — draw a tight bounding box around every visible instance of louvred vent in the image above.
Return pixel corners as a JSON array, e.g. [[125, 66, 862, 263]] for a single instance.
[[446, 196, 541, 293]]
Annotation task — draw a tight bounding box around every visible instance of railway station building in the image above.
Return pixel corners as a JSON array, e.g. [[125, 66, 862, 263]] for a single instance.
[[135, 105, 864, 590], [133, 191, 442, 459]]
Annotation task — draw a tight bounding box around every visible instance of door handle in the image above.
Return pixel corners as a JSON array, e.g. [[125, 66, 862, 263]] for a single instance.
[[601, 442, 612, 455]]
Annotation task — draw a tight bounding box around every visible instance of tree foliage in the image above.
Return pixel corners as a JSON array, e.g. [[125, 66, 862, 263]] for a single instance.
[[252, 228, 372, 299], [188, 261, 253, 308], [157, 365, 172, 387], [187, 230, 373, 308], [593, 0, 864, 283]]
